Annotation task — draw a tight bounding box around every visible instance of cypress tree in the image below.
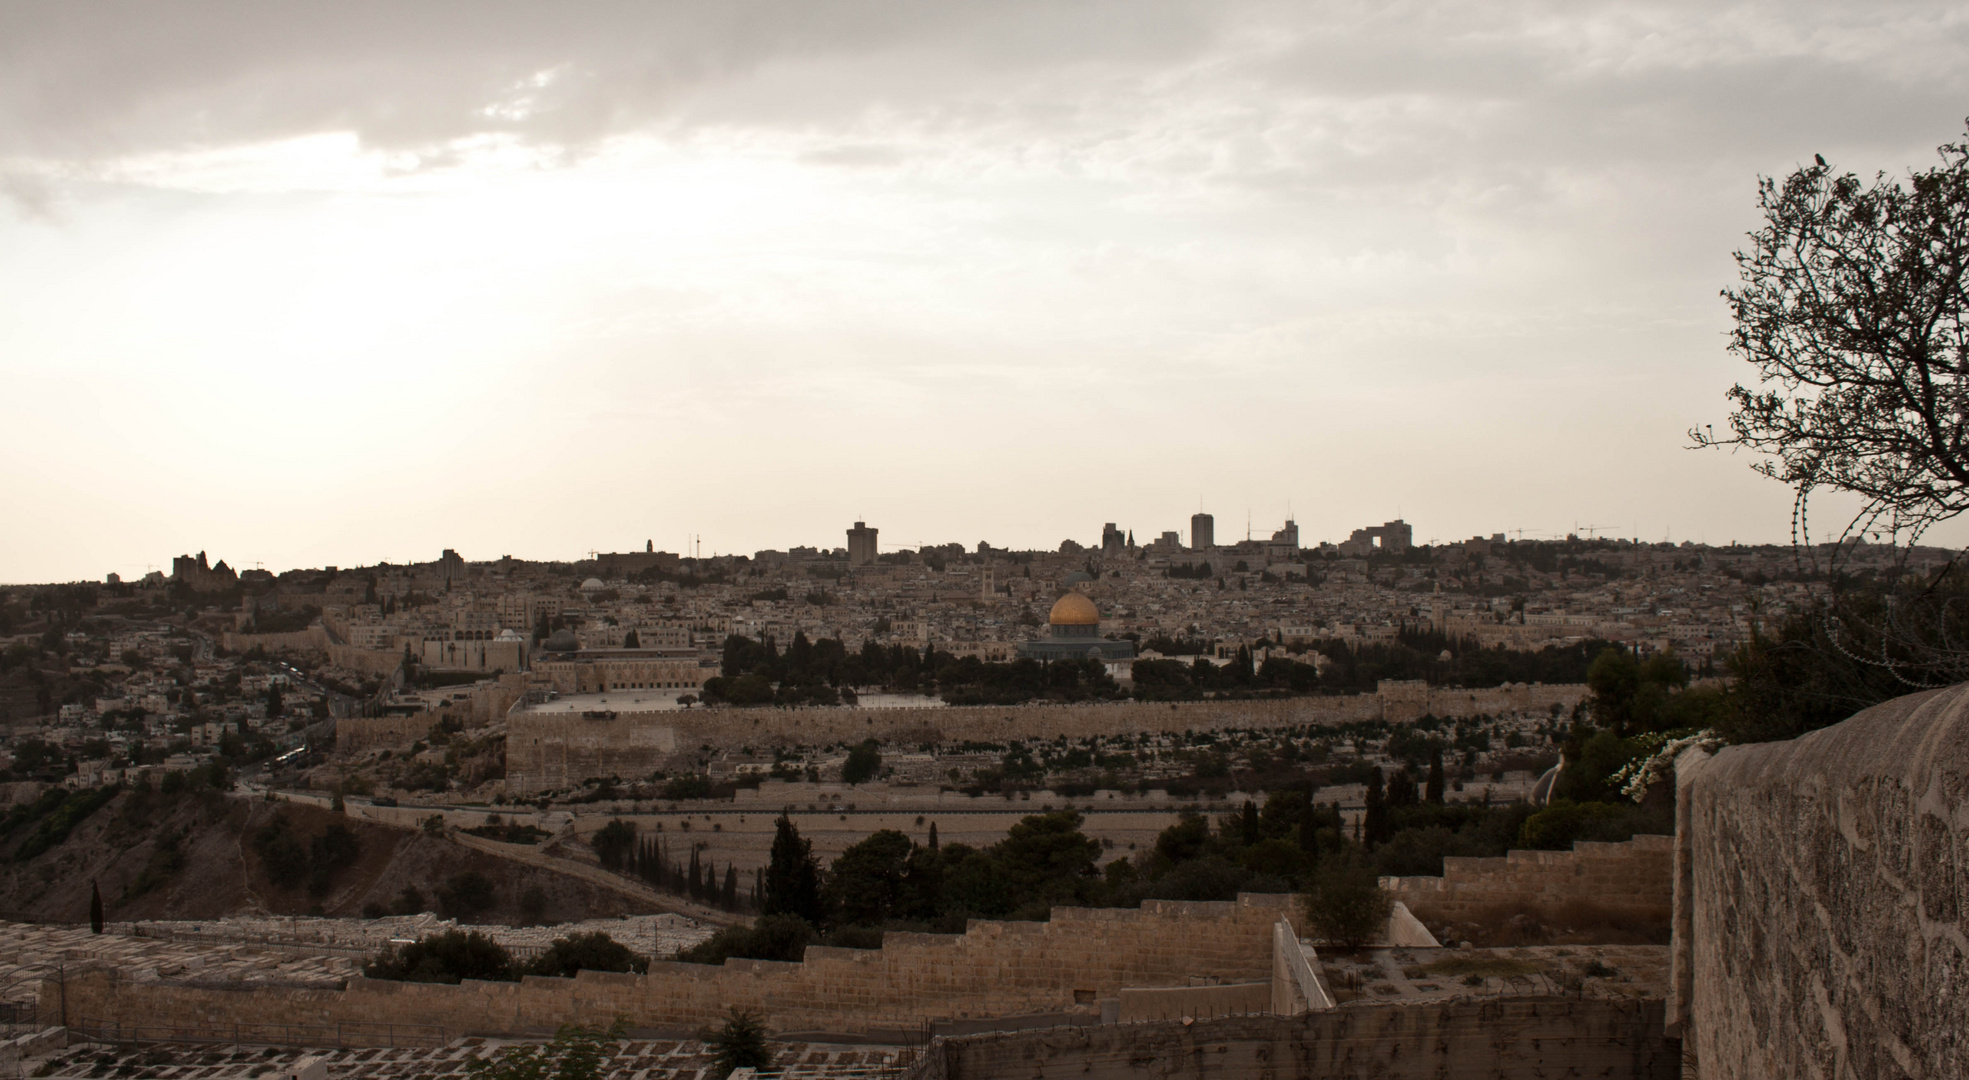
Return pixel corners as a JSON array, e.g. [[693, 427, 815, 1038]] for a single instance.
[[1297, 816, 1321, 866], [1363, 767, 1389, 849], [927, 821, 939, 850], [1388, 767, 1415, 807], [762, 811, 823, 924], [1426, 749, 1446, 805], [1238, 800, 1259, 847], [688, 847, 703, 901], [722, 865, 739, 910]]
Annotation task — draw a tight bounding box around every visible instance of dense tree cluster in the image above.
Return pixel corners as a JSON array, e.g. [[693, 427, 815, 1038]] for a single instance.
[[365, 929, 646, 984], [699, 629, 1621, 709], [663, 775, 1674, 961], [250, 812, 361, 896]]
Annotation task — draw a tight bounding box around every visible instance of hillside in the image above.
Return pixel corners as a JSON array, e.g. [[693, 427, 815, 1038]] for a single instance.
[[0, 781, 645, 926]]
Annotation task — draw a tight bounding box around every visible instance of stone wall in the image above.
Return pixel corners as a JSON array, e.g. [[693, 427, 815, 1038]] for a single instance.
[[507, 684, 1585, 793], [1674, 684, 1969, 1080], [222, 627, 331, 655], [916, 999, 1677, 1080], [335, 715, 437, 754], [326, 641, 403, 677], [43, 896, 1301, 1037], [1381, 834, 1673, 927], [1114, 982, 1271, 1023]]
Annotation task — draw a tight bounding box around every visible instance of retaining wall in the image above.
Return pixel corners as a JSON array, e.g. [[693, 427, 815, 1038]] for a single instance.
[[42, 896, 1300, 1037], [506, 684, 1585, 793], [917, 999, 1677, 1080], [1673, 684, 1969, 1080], [1381, 834, 1673, 928]]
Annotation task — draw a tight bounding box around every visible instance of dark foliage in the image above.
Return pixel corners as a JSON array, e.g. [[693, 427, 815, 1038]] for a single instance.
[[365, 930, 515, 984], [523, 932, 648, 977]]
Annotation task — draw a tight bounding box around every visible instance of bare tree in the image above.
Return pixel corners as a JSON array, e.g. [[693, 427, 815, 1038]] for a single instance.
[[1699, 122, 1969, 690], [1699, 124, 1969, 543]]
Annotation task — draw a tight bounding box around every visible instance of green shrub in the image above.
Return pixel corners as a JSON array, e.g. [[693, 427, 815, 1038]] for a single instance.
[[1302, 854, 1391, 949], [438, 871, 495, 919], [14, 785, 121, 862], [365, 930, 515, 984], [2, 787, 74, 839], [591, 820, 636, 870], [524, 932, 648, 977], [250, 814, 362, 895], [704, 1008, 772, 1078], [677, 914, 812, 966], [660, 775, 713, 800], [841, 741, 881, 785], [1516, 799, 1671, 850]]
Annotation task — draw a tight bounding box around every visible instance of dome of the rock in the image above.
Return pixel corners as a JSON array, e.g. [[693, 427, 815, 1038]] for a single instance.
[[1048, 592, 1100, 626]]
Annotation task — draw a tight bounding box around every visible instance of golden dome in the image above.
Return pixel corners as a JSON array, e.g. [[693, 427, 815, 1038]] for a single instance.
[[1048, 591, 1100, 626]]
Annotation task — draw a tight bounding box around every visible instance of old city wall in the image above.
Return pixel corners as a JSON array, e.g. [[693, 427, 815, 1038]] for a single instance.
[[221, 627, 331, 655], [920, 999, 1678, 1080], [217, 625, 427, 681], [335, 715, 438, 754], [505, 684, 1585, 794], [1381, 834, 1673, 928], [44, 896, 1299, 1037], [324, 642, 403, 678], [1672, 684, 1969, 1080], [335, 677, 526, 752]]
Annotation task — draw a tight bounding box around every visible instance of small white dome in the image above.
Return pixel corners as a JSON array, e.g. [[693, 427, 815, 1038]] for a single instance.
[[581, 577, 605, 590]]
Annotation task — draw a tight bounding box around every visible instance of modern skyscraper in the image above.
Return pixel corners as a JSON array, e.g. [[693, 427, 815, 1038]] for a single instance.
[[847, 521, 878, 566], [1191, 512, 1214, 551]]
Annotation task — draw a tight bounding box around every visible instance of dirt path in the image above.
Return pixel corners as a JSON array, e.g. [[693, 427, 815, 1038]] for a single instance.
[[447, 831, 743, 927]]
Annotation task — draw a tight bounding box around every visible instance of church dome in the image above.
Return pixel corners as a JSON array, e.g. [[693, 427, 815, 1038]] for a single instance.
[[580, 577, 605, 591], [1049, 592, 1100, 626]]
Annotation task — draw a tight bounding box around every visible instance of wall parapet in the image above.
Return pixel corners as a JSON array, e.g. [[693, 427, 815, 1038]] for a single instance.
[[1677, 683, 1969, 1079]]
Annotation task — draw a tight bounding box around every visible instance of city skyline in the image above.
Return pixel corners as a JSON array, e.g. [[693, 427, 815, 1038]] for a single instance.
[[5, 1, 1968, 582]]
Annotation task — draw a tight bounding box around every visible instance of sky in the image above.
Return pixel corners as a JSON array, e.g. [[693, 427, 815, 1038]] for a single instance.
[[3, 0, 1968, 582]]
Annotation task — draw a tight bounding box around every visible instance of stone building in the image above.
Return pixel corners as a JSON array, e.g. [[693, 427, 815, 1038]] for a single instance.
[[1191, 512, 1215, 551], [530, 649, 713, 695], [847, 521, 878, 566]]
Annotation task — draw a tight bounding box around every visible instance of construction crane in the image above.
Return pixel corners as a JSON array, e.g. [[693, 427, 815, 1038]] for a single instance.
[[1573, 524, 1614, 540]]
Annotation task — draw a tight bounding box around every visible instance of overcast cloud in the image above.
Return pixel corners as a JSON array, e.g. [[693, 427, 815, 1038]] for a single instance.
[[3, 1, 1966, 580]]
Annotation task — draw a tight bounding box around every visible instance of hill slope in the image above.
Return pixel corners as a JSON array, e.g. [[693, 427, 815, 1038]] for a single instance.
[[0, 783, 645, 926]]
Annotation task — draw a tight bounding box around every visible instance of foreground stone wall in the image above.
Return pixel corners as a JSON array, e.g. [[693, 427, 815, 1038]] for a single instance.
[[1676, 684, 1969, 1079], [44, 896, 1299, 1037], [1382, 834, 1672, 927], [507, 683, 1585, 793], [918, 999, 1677, 1080]]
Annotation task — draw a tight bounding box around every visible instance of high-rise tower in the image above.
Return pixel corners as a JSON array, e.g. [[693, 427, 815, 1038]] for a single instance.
[[1191, 512, 1215, 551], [847, 521, 878, 566]]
